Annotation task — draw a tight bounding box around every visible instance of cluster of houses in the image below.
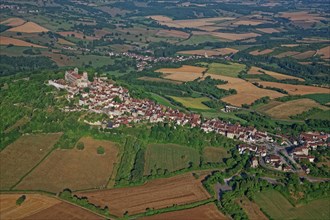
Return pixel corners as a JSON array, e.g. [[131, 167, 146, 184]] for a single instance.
[[49, 68, 274, 144], [289, 132, 329, 164], [109, 51, 224, 71]]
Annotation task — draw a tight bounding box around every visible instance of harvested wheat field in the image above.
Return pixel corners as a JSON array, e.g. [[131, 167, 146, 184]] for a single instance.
[[0, 17, 26, 27], [236, 197, 268, 220], [193, 31, 260, 41], [77, 173, 211, 217], [206, 74, 285, 106], [15, 137, 119, 193], [156, 29, 190, 39], [178, 48, 238, 56], [156, 65, 206, 82], [257, 81, 330, 95], [0, 36, 46, 48], [316, 46, 330, 59], [249, 49, 273, 55], [0, 133, 62, 189], [248, 66, 304, 81], [0, 194, 104, 220], [256, 28, 280, 34], [281, 44, 300, 47], [141, 203, 229, 220], [8, 22, 49, 33], [258, 99, 328, 119]]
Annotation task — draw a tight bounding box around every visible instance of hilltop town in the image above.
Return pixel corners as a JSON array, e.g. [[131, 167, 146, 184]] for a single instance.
[[49, 68, 329, 174]]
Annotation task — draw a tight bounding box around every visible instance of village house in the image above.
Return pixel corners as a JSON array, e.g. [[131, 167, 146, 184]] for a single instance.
[[251, 157, 258, 168]]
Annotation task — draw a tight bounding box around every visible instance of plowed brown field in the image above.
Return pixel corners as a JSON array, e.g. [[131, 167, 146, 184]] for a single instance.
[[141, 203, 229, 220], [1, 18, 26, 27], [15, 137, 119, 193], [77, 173, 211, 217]]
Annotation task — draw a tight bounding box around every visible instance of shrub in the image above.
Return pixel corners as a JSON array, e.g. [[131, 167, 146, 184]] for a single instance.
[[76, 142, 84, 150], [16, 195, 26, 205], [97, 146, 105, 154]]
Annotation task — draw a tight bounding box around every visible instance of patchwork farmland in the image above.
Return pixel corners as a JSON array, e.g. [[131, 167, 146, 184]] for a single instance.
[[7, 21, 49, 33], [15, 137, 119, 193], [206, 74, 285, 106], [77, 173, 211, 217], [0, 36, 46, 48], [0, 133, 62, 189], [248, 66, 304, 81]]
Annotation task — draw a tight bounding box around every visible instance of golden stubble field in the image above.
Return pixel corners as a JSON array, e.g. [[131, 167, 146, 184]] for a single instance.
[[178, 47, 239, 56], [7, 21, 49, 33], [15, 137, 119, 193], [205, 74, 285, 106], [257, 81, 330, 95], [0, 194, 104, 220], [156, 65, 206, 82]]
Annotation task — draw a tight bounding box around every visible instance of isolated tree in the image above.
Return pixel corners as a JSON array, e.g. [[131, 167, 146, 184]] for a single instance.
[[97, 146, 105, 154], [16, 195, 26, 206], [77, 142, 84, 150]]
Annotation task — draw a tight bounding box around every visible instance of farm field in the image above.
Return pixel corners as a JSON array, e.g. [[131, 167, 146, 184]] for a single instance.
[[236, 196, 268, 220], [58, 31, 98, 40], [156, 65, 206, 82], [138, 76, 181, 84], [141, 203, 229, 220], [257, 81, 330, 95], [254, 190, 330, 220], [148, 15, 235, 29], [4, 116, 30, 133], [206, 74, 285, 106], [1, 17, 26, 26], [248, 66, 304, 81], [0, 133, 62, 189], [316, 46, 330, 60], [205, 62, 246, 77], [193, 31, 260, 41], [203, 147, 229, 163], [256, 99, 329, 119], [170, 96, 211, 110], [178, 34, 221, 45], [57, 38, 75, 46], [256, 28, 280, 33], [7, 21, 49, 33], [0, 194, 104, 220], [178, 48, 238, 56], [144, 143, 200, 175], [0, 36, 46, 48], [77, 173, 211, 217], [155, 29, 190, 39], [291, 50, 316, 59], [15, 137, 119, 193], [276, 51, 301, 58], [249, 49, 274, 55]]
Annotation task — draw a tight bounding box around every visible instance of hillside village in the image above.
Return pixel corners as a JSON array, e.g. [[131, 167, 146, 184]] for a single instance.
[[49, 68, 330, 173]]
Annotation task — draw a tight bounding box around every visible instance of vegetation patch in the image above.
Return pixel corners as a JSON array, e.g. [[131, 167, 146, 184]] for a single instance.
[[144, 143, 200, 175], [205, 62, 246, 78], [254, 190, 330, 220], [170, 96, 211, 110], [203, 147, 229, 163]]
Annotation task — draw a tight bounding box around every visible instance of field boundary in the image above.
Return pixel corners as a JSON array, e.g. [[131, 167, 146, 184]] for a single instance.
[[10, 133, 63, 190]]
